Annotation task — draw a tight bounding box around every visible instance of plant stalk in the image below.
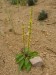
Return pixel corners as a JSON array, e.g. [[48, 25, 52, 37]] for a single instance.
[[22, 24, 25, 50], [28, 7, 33, 51]]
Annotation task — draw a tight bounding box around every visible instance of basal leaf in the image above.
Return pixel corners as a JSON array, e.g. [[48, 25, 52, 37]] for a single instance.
[[16, 54, 24, 63], [16, 54, 23, 60], [29, 51, 38, 58], [19, 59, 25, 70], [25, 58, 31, 72]]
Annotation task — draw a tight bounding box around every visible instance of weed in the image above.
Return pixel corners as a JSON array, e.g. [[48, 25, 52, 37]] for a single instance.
[[38, 10, 48, 21], [20, 0, 27, 6], [16, 8, 39, 72], [27, 0, 37, 6], [27, 0, 35, 6], [10, 0, 37, 6], [10, 0, 27, 5], [10, 0, 19, 5]]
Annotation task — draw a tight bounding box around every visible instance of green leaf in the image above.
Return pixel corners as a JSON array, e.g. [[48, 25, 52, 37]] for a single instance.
[[19, 58, 25, 70], [16, 54, 24, 63], [25, 58, 31, 72], [29, 51, 38, 58], [16, 54, 23, 60]]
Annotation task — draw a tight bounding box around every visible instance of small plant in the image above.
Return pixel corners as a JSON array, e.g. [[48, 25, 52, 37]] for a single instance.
[[9, 0, 37, 6], [10, 0, 27, 5], [38, 10, 48, 21], [27, 0, 36, 6], [11, 0, 20, 5], [20, 0, 27, 6], [16, 8, 38, 72]]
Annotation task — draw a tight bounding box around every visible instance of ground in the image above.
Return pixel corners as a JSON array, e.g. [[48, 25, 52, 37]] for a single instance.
[[0, 0, 56, 75]]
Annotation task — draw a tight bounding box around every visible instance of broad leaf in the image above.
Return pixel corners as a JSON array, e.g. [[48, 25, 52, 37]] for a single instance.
[[16, 54, 24, 63], [29, 51, 38, 58], [16, 54, 23, 60], [25, 58, 31, 72], [19, 58, 25, 70]]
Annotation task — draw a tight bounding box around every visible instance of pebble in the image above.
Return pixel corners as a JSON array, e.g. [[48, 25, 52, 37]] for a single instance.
[[30, 56, 43, 67]]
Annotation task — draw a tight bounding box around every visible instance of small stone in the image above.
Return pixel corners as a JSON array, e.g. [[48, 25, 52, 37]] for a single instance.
[[30, 56, 43, 66]]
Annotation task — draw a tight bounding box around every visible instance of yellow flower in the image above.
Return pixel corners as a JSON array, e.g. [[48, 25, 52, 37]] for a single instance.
[[28, 7, 33, 50]]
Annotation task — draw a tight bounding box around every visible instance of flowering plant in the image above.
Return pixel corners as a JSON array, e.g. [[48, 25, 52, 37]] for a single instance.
[[16, 8, 38, 72]]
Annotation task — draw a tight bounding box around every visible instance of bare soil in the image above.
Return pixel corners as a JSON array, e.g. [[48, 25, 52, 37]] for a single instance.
[[0, 0, 56, 75]]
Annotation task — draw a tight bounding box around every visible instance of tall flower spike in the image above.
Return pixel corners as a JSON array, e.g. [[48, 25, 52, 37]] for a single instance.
[[22, 24, 25, 48], [28, 7, 33, 50]]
